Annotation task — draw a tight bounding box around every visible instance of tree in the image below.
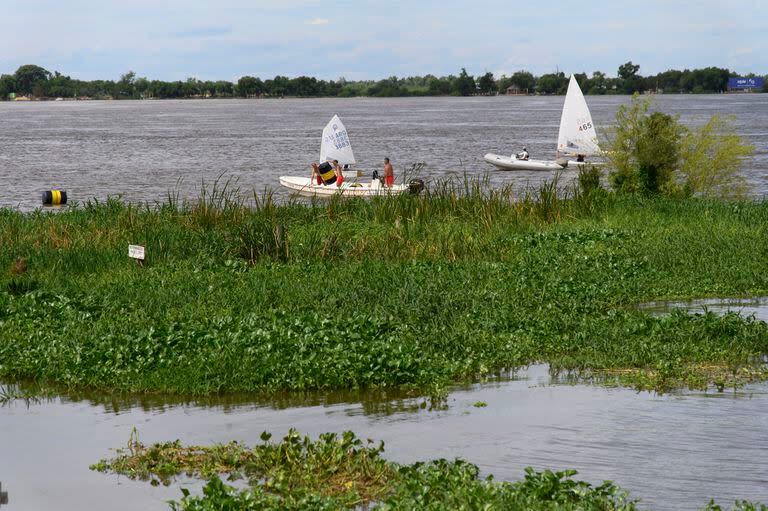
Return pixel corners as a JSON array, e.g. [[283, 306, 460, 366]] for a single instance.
[[608, 96, 680, 194], [509, 71, 535, 92], [477, 72, 496, 94], [618, 61, 642, 94], [607, 95, 753, 198], [117, 70, 137, 98], [586, 71, 607, 94], [0, 74, 17, 98], [536, 72, 567, 94], [236, 76, 261, 97], [14, 64, 51, 95], [678, 115, 753, 198], [452, 68, 475, 96], [618, 61, 640, 80]]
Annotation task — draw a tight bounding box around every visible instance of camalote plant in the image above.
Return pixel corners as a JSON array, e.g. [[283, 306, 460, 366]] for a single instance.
[[92, 429, 766, 511], [92, 429, 640, 511], [606, 95, 753, 198], [3, 188, 768, 396]]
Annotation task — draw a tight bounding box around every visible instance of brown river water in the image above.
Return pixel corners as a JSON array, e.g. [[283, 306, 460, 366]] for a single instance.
[[2, 364, 768, 511], [0, 94, 767, 210], [1, 98, 768, 509]]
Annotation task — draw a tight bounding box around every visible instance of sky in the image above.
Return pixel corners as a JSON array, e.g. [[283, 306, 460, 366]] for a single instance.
[[0, 0, 766, 81]]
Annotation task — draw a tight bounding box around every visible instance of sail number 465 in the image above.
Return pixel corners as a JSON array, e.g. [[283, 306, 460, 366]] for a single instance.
[[578, 122, 593, 132]]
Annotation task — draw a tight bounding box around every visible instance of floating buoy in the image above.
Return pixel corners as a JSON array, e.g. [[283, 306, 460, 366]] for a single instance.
[[42, 190, 67, 206]]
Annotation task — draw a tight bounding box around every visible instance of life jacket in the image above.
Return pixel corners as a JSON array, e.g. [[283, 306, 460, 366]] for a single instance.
[[317, 161, 336, 185]]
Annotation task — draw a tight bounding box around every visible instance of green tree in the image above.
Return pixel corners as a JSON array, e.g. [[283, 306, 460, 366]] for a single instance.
[[678, 115, 753, 198], [608, 96, 679, 194], [510, 71, 535, 92], [0, 74, 17, 98], [452, 68, 475, 96], [536, 72, 567, 94], [117, 71, 136, 98], [608, 95, 752, 198], [237, 76, 262, 97], [586, 71, 607, 94], [477, 72, 496, 94], [618, 61, 642, 94], [14, 64, 51, 95]]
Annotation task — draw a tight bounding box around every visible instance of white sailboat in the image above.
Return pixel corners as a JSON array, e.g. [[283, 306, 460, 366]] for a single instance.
[[484, 75, 601, 171], [280, 115, 420, 197]]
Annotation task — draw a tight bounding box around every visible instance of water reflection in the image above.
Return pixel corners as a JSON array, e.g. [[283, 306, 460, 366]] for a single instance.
[[639, 296, 768, 322]]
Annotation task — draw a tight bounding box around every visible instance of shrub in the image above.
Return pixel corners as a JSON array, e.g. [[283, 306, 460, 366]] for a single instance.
[[606, 96, 753, 199]]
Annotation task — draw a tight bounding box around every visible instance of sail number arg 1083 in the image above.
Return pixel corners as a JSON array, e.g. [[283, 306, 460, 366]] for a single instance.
[[324, 130, 351, 150]]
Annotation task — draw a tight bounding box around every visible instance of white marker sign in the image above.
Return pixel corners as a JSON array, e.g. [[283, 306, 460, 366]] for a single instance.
[[128, 245, 145, 260]]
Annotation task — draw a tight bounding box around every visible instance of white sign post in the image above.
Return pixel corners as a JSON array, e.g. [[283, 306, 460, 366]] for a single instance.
[[128, 245, 146, 263]]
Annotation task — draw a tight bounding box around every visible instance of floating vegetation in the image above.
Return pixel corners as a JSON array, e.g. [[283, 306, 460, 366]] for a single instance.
[[92, 429, 639, 510], [2, 182, 768, 396], [92, 429, 765, 511]]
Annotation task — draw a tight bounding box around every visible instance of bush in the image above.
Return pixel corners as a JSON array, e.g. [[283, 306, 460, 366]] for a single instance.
[[679, 115, 754, 199], [606, 96, 753, 198]]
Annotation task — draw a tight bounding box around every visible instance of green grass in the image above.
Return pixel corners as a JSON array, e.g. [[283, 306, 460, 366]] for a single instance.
[[2, 179, 768, 394]]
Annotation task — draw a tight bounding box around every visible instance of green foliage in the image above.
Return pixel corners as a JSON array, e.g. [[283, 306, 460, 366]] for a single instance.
[[536, 72, 567, 94], [13, 64, 51, 95], [679, 115, 754, 199], [0, 63, 761, 99], [578, 164, 603, 196], [93, 429, 394, 507], [477, 72, 496, 94], [452, 68, 476, 96], [2, 189, 768, 396], [94, 430, 645, 511], [607, 96, 753, 198]]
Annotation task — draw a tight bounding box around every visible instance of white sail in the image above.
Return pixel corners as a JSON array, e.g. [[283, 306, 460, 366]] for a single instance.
[[319, 115, 356, 165], [557, 75, 600, 156]]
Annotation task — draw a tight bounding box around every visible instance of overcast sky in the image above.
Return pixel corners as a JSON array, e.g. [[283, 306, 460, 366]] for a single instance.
[[1, 0, 765, 81]]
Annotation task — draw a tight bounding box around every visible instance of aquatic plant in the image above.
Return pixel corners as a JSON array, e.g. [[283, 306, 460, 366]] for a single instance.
[[93, 430, 640, 510], [93, 430, 763, 510], [2, 186, 768, 396]]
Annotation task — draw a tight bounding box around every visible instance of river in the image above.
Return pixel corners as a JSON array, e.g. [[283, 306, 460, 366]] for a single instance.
[[2, 366, 767, 510], [2, 97, 768, 509], [0, 94, 767, 210]]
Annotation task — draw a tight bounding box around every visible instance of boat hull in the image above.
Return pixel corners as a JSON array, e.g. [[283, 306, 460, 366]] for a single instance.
[[279, 176, 409, 197], [484, 153, 578, 171]]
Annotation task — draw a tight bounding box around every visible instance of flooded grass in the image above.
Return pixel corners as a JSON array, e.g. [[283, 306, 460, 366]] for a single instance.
[[2, 182, 768, 395]]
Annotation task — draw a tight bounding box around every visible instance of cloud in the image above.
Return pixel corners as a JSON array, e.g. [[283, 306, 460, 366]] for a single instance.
[[306, 18, 330, 25]]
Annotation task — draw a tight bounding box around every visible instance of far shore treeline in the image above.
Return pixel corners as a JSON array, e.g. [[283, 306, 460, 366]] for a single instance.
[[1, 61, 767, 100]]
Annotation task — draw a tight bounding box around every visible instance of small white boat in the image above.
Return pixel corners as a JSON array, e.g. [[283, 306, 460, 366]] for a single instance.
[[483, 154, 586, 171], [279, 176, 410, 197], [486, 75, 601, 171], [280, 115, 421, 197]]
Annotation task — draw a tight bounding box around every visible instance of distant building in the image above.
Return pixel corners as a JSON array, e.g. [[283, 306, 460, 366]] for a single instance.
[[506, 85, 528, 95]]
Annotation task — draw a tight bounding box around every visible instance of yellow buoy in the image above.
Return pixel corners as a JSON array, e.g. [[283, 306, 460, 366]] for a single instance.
[[42, 190, 67, 206]]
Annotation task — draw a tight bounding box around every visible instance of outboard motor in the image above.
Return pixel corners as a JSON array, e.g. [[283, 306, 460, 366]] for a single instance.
[[408, 179, 425, 195], [372, 170, 384, 186]]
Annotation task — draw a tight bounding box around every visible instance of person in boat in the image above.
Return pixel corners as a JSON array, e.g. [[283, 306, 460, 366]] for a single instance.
[[576, 154, 586, 162], [515, 147, 530, 161], [333, 160, 344, 186], [313, 161, 336, 185], [383, 157, 394, 187]]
